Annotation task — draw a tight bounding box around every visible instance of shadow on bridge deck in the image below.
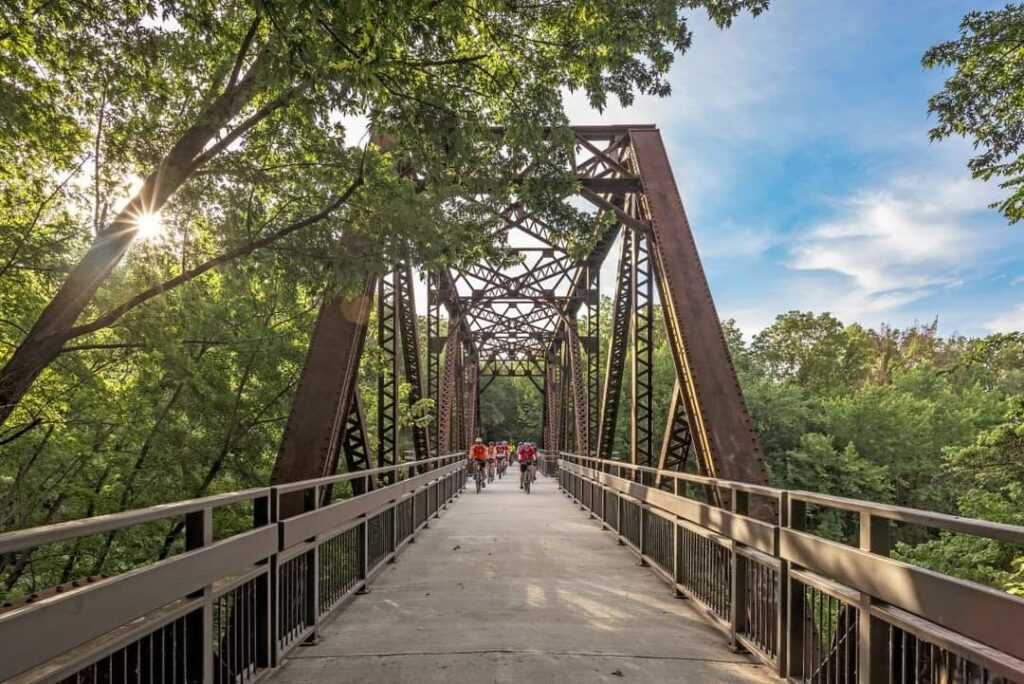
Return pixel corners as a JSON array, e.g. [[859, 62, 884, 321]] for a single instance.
[[270, 471, 774, 683]]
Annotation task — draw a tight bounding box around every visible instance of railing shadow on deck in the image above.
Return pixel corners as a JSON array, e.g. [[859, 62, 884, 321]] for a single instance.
[[0, 454, 468, 683], [553, 452, 1024, 684]]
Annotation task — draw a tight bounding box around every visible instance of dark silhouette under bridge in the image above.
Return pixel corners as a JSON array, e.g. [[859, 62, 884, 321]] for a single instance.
[[1, 127, 1023, 683]]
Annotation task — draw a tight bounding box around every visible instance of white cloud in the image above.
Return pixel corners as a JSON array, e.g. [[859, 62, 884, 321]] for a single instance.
[[985, 303, 1024, 333], [787, 174, 1007, 322]]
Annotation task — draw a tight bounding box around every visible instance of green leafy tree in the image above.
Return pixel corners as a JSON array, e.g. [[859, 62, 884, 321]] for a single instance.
[[897, 397, 1024, 593], [925, 4, 1024, 222], [781, 433, 892, 542], [750, 312, 873, 395], [0, 0, 772, 429]]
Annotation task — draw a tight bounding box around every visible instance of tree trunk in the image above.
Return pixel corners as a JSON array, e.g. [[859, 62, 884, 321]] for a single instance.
[[0, 47, 272, 428]]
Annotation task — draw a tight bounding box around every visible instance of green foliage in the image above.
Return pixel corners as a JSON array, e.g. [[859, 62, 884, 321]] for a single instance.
[[479, 377, 543, 444], [735, 312, 1017, 564], [896, 396, 1024, 593], [925, 4, 1024, 222], [781, 433, 892, 542]]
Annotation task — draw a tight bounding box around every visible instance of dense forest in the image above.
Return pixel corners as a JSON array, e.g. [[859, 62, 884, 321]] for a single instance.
[[3, 0, 1024, 605]]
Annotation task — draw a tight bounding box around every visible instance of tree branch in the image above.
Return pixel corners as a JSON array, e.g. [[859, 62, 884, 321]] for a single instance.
[[68, 175, 366, 339], [227, 13, 264, 91], [185, 89, 295, 175]]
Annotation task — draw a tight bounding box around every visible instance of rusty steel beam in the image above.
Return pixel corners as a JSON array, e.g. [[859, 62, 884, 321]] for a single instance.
[[271, 276, 376, 500], [427, 272, 443, 454], [654, 380, 694, 491], [377, 272, 400, 484], [595, 230, 634, 461], [586, 263, 600, 456], [630, 229, 654, 471], [395, 265, 432, 468], [564, 317, 589, 456], [629, 129, 769, 487], [437, 324, 460, 453], [543, 349, 561, 452], [464, 350, 480, 444]]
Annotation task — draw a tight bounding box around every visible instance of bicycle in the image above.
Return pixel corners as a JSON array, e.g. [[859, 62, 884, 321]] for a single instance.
[[487, 460, 495, 483], [474, 462, 485, 493], [521, 462, 536, 494]]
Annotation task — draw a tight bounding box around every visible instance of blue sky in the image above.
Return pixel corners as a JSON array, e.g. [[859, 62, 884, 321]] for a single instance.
[[566, 0, 1024, 338]]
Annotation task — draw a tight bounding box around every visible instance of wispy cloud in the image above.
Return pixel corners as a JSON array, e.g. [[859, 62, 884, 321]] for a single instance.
[[787, 174, 1006, 322], [985, 303, 1024, 333]]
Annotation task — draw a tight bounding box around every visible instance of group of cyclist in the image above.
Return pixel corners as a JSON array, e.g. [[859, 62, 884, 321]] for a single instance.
[[468, 437, 539, 493]]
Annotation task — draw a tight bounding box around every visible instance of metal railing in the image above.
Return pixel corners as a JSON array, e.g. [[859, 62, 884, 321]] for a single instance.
[[556, 453, 1024, 684], [0, 453, 467, 683]]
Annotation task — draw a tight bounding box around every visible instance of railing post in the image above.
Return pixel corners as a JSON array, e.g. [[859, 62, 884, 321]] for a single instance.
[[617, 492, 625, 544], [268, 487, 281, 667], [672, 470, 682, 597], [638, 505, 648, 566], [184, 508, 213, 683], [785, 497, 807, 680], [776, 491, 789, 678], [254, 493, 274, 669], [859, 512, 891, 683], [730, 490, 749, 650], [357, 512, 370, 589], [391, 499, 399, 559], [305, 486, 321, 644]]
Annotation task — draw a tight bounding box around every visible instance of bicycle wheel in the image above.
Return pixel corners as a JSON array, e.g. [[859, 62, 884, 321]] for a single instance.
[[475, 471, 482, 493], [524, 472, 530, 494]]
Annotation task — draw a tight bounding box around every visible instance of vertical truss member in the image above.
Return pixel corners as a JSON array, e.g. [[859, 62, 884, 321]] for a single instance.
[[655, 381, 693, 491], [544, 347, 562, 452], [464, 350, 480, 445], [439, 324, 461, 454], [596, 229, 635, 461], [564, 315, 589, 456], [630, 227, 654, 474], [586, 264, 600, 456], [377, 271, 400, 485], [395, 265, 432, 470], [427, 272, 443, 456]]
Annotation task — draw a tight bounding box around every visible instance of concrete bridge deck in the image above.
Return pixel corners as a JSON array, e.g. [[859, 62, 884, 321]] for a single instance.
[[270, 471, 774, 684]]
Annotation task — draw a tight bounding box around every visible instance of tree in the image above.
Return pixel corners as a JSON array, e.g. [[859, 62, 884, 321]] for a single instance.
[[781, 433, 892, 542], [925, 4, 1024, 223], [0, 0, 773, 428], [897, 396, 1024, 593], [750, 311, 872, 395]]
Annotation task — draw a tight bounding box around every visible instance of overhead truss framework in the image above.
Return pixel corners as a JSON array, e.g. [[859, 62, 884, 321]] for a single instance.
[[271, 126, 771, 507]]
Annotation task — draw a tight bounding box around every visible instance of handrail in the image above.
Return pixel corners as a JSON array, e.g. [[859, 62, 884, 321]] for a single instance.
[[559, 452, 783, 499], [273, 453, 464, 495], [789, 489, 1024, 545], [0, 488, 270, 555], [559, 452, 1024, 541], [0, 452, 469, 682], [0, 453, 464, 556], [554, 451, 1024, 682]]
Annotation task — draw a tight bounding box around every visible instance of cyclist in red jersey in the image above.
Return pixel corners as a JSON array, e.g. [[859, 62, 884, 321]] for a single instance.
[[516, 441, 537, 489], [469, 437, 489, 487], [495, 441, 510, 476]]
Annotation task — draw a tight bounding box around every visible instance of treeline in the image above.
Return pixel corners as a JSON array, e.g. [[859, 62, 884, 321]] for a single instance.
[[731, 313, 1024, 593]]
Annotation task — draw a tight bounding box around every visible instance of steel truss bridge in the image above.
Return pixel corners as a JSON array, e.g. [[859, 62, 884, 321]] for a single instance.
[[1, 127, 1023, 683]]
